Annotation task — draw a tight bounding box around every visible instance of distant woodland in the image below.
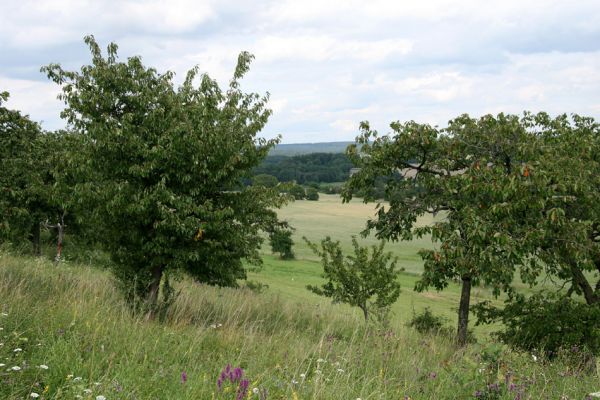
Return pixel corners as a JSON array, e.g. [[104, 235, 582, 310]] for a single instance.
[[253, 153, 353, 184]]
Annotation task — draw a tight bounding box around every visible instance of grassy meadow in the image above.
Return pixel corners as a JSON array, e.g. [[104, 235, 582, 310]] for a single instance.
[[1, 194, 599, 399]]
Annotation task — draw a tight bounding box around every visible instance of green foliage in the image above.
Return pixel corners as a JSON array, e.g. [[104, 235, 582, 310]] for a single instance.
[[408, 307, 450, 336], [306, 187, 319, 201], [252, 173, 279, 188], [0, 91, 67, 255], [288, 183, 306, 200], [305, 236, 401, 321], [269, 225, 295, 260], [342, 113, 571, 344], [474, 292, 600, 358], [42, 36, 285, 313], [254, 153, 353, 184]]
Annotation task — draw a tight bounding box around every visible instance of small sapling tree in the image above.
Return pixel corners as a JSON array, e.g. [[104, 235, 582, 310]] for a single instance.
[[305, 236, 401, 321]]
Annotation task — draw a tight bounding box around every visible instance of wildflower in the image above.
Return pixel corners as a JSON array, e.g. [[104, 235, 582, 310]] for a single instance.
[[39, 365, 49, 370], [291, 379, 298, 385], [317, 358, 326, 363], [299, 373, 306, 379], [236, 379, 249, 400], [13, 348, 22, 352], [1, 312, 8, 316], [30, 393, 40, 398], [337, 368, 345, 373], [0, 364, 4, 367], [429, 372, 437, 379], [11, 366, 21, 371], [74, 376, 83, 382], [96, 396, 106, 400], [253, 388, 259, 394], [589, 393, 600, 398], [83, 389, 92, 394], [181, 371, 188, 383], [532, 354, 538, 362]]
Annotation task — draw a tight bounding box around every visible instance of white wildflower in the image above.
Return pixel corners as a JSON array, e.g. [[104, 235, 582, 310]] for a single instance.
[[13, 348, 22, 352], [337, 368, 345, 373], [299, 373, 306, 379], [30, 393, 40, 398], [74, 376, 83, 381], [96, 396, 106, 400], [589, 392, 600, 398], [11, 366, 21, 371], [1, 312, 8, 316], [291, 379, 298, 385], [252, 388, 259, 394], [532, 354, 538, 362], [83, 389, 92, 394], [317, 358, 326, 363], [39, 364, 49, 370]]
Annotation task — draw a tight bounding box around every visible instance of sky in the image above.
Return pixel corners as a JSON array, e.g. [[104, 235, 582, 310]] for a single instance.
[[1, 0, 600, 144]]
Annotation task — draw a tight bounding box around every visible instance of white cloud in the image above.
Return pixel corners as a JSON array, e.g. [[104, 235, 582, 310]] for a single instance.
[[0, 76, 63, 128]]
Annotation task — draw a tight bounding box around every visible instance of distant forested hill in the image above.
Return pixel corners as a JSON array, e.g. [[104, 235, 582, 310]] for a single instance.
[[253, 153, 353, 184], [269, 141, 353, 156]]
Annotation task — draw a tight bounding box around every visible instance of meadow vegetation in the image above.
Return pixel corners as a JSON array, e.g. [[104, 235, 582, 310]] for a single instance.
[[1, 253, 599, 399]]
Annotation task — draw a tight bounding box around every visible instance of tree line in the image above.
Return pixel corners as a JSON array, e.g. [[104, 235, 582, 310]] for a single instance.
[[252, 153, 353, 184]]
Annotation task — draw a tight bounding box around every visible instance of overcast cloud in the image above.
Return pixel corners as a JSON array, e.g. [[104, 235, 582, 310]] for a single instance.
[[1, 0, 599, 143]]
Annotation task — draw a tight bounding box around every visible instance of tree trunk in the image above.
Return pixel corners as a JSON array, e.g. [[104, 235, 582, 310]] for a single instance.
[[31, 222, 41, 256], [55, 222, 64, 262], [457, 275, 472, 346], [360, 305, 368, 322], [570, 261, 599, 305], [146, 265, 164, 320]]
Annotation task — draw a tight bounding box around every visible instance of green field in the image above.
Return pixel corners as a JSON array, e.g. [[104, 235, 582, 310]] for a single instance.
[[251, 194, 503, 336]]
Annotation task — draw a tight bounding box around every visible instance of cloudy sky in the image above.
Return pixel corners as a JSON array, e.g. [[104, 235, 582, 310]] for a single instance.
[[1, 0, 600, 143]]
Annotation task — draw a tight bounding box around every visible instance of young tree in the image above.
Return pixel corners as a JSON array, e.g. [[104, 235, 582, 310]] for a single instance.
[[43, 36, 286, 315], [343, 114, 547, 344], [268, 224, 295, 260], [305, 236, 401, 321]]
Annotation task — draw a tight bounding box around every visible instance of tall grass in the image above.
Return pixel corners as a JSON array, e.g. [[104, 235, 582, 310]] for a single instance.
[[0, 252, 598, 399]]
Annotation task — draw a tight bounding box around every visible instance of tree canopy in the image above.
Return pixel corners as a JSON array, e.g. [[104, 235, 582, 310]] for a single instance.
[[342, 113, 566, 344], [42, 36, 286, 314]]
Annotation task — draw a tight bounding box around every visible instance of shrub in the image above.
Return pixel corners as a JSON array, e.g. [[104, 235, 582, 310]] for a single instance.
[[407, 307, 450, 335], [306, 187, 319, 201], [474, 292, 600, 358]]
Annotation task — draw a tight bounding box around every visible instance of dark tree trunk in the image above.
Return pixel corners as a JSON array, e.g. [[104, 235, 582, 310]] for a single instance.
[[146, 265, 164, 320], [31, 222, 41, 256], [457, 275, 472, 346], [570, 261, 599, 305], [360, 304, 368, 322]]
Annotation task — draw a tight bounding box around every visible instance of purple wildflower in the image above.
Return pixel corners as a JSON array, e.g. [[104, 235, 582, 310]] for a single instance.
[[429, 372, 437, 379], [236, 379, 249, 400], [181, 371, 187, 384]]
